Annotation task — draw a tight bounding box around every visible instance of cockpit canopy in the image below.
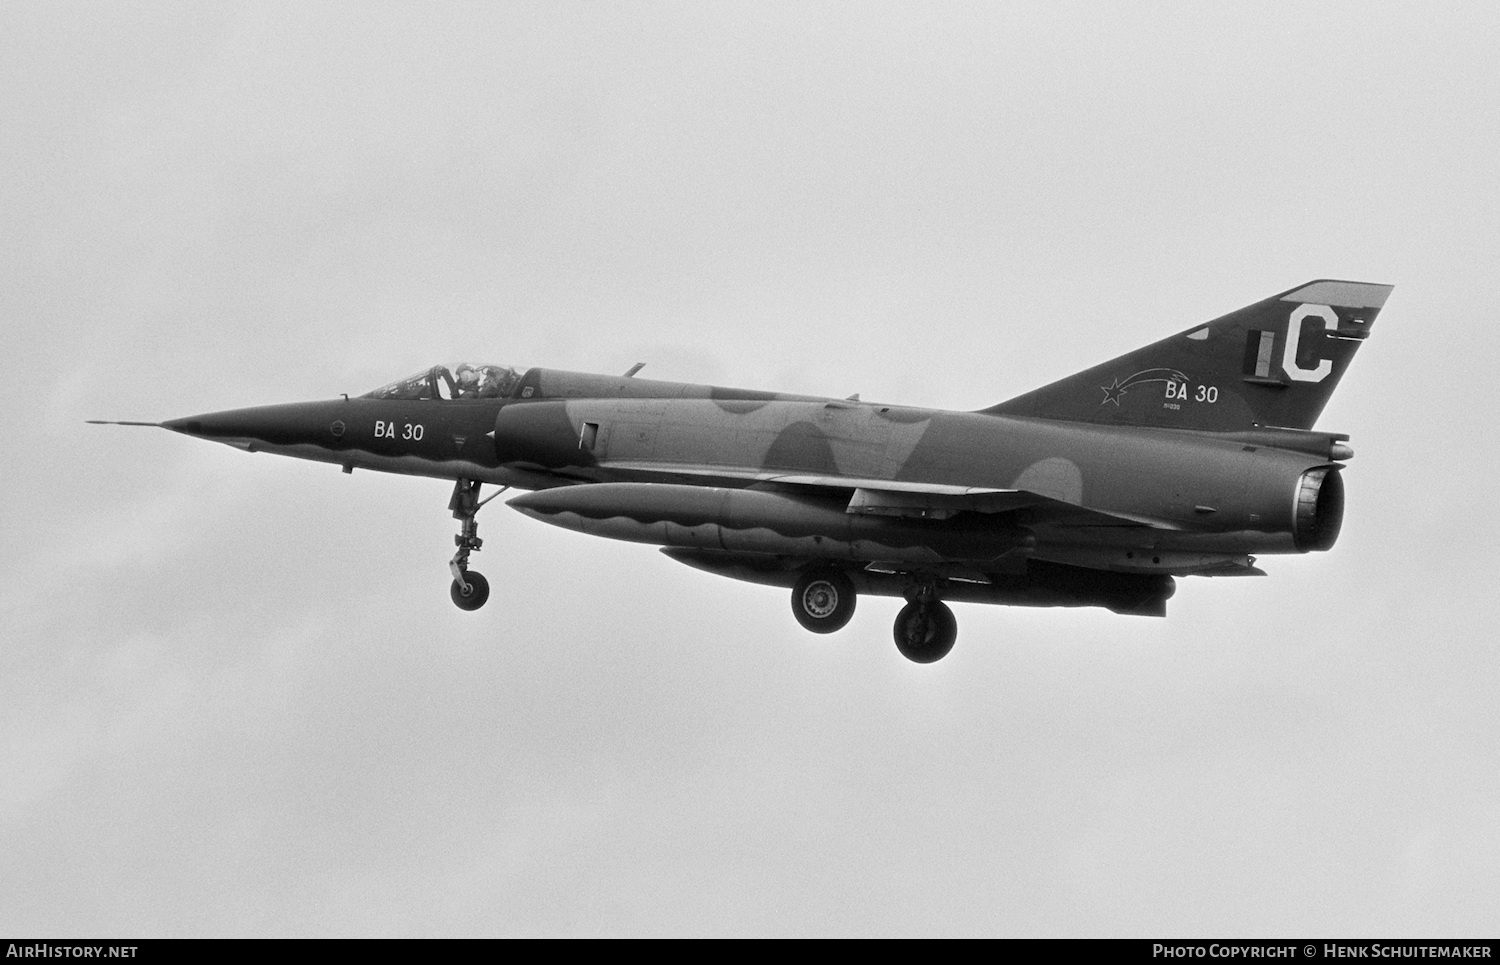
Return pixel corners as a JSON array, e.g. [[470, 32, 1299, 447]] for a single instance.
[[362, 363, 523, 401]]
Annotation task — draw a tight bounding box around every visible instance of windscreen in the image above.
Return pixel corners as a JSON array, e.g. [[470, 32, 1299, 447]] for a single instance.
[[363, 364, 522, 401]]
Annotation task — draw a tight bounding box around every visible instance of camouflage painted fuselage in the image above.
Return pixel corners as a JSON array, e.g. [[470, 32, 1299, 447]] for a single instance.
[[148, 279, 1390, 620], [173, 367, 1333, 576]]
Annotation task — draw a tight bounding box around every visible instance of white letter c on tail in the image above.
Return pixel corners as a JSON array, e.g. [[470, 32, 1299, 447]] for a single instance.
[[1284, 304, 1337, 382]]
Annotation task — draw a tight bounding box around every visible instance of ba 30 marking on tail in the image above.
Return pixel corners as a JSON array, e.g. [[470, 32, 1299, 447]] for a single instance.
[[1098, 368, 1192, 406], [92, 279, 1393, 663]]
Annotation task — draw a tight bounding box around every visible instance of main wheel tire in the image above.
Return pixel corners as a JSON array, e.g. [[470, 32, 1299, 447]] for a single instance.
[[791, 568, 857, 633], [450, 570, 491, 611], [893, 600, 957, 663]]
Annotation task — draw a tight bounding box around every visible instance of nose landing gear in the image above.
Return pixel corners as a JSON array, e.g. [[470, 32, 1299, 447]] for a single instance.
[[451, 569, 490, 610], [447, 479, 504, 611]]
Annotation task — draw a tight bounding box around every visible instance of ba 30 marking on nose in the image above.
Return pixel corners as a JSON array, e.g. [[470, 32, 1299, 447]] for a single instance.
[[375, 420, 424, 441]]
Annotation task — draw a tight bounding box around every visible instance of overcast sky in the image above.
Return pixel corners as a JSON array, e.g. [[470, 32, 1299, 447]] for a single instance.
[[3, 1, 1498, 937]]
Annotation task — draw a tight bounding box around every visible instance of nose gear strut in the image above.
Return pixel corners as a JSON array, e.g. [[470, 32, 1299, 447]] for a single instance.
[[447, 478, 506, 611]]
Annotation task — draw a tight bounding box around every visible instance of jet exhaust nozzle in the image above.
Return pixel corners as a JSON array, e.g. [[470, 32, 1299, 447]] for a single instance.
[[1293, 466, 1344, 552]]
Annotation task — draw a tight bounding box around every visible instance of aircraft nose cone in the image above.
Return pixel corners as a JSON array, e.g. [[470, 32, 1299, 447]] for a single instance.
[[160, 415, 208, 437], [161, 401, 345, 451]]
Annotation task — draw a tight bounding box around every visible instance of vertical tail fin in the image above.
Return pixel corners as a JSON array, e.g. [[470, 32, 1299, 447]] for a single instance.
[[984, 280, 1394, 431]]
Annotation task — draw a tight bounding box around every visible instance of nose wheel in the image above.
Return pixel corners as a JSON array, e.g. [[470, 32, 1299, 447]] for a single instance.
[[447, 479, 504, 611], [451, 570, 490, 610]]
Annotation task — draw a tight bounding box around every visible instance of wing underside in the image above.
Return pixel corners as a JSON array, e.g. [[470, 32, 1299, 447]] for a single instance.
[[597, 460, 1167, 529]]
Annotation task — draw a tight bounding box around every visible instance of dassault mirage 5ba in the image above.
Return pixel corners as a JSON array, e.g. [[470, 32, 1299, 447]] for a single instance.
[[94, 280, 1392, 662]]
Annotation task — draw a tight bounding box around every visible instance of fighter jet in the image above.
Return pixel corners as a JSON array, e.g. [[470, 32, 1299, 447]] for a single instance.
[[93, 279, 1392, 662]]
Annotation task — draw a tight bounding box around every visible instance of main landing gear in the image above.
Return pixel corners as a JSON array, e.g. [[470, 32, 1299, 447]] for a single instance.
[[891, 576, 957, 663], [788, 568, 959, 663], [791, 567, 857, 633], [448, 479, 505, 611], [893, 600, 958, 664]]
